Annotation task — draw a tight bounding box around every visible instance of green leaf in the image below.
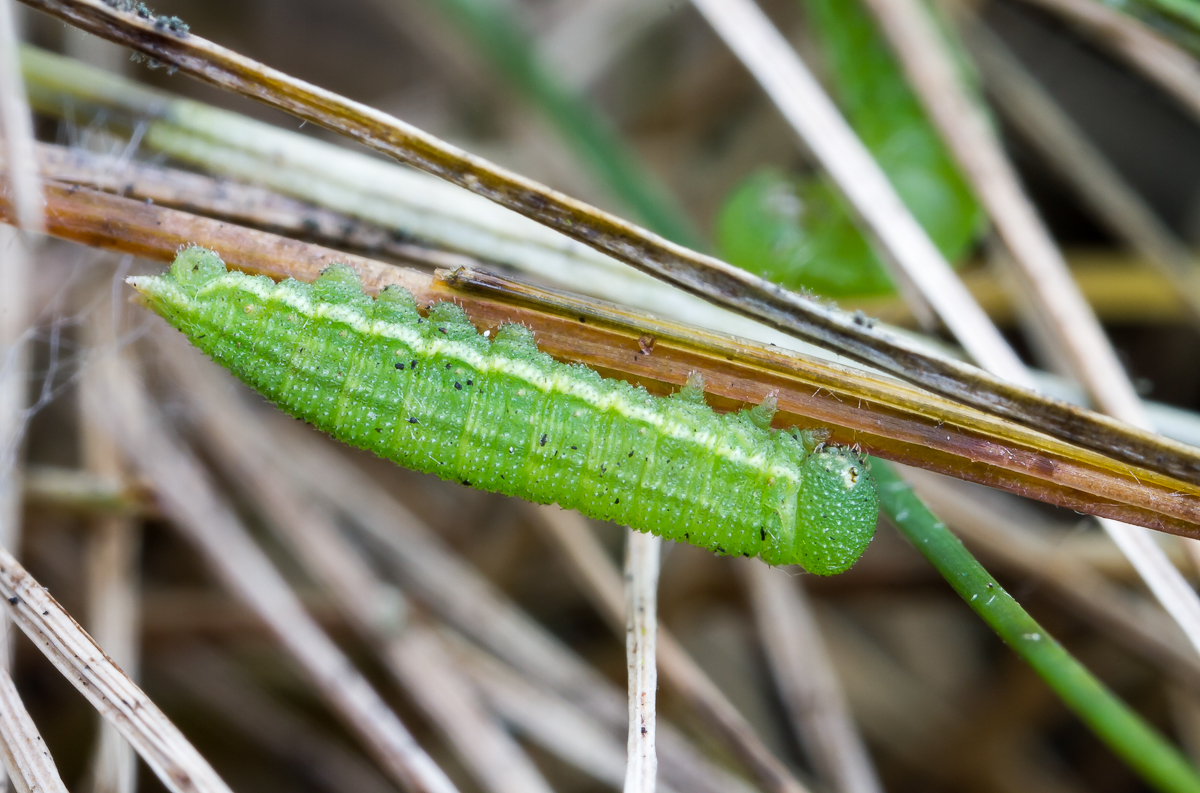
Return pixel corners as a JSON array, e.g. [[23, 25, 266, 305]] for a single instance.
[[716, 170, 894, 297], [717, 0, 984, 298]]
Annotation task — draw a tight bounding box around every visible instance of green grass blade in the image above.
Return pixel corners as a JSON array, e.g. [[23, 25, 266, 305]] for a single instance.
[[418, 0, 703, 249], [872, 459, 1200, 793]]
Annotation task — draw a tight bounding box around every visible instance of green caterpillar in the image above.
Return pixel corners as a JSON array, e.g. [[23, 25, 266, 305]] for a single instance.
[[131, 248, 879, 574]]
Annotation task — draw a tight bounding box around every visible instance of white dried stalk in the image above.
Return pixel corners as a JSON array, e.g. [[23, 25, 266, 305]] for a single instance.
[[739, 561, 882, 793], [0, 539, 232, 793], [92, 350, 460, 793], [0, 664, 66, 793], [530, 505, 809, 793], [623, 530, 660, 793], [688, 0, 1031, 385], [81, 299, 140, 793]]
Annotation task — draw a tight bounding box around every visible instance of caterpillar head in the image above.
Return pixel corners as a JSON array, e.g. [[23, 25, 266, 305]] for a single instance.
[[790, 448, 878, 575]]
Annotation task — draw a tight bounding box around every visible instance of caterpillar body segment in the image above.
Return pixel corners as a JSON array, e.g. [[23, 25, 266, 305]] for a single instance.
[[131, 247, 879, 574]]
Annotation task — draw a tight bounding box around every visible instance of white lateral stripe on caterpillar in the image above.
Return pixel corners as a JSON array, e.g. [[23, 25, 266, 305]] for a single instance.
[[131, 272, 802, 484]]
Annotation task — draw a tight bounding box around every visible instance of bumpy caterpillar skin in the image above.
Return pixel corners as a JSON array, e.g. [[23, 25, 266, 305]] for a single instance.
[[131, 248, 879, 574]]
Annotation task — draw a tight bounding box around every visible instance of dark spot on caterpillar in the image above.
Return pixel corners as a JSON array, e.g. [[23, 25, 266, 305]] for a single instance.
[[6, 597, 17, 606], [579, 316, 587, 323], [628, 451, 634, 457], [571, 445, 577, 450], [614, 498, 620, 504], [438, 327, 447, 334], [462, 481, 470, 487], [455, 382, 462, 390], [715, 545, 726, 554], [445, 363, 451, 369], [540, 434, 547, 446], [683, 533, 690, 540], [411, 360, 418, 368], [466, 380, 473, 386], [760, 527, 767, 540], [408, 418, 418, 424], [395, 363, 404, 370]]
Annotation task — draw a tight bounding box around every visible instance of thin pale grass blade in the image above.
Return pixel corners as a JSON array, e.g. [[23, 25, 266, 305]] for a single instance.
[[4, 182, 1200, 536], [624, 530, 660, 793], [0, 0, 42, 233], [259, 413, 757, 793], [965, 17, 1200, 326], [157, 336, 556, 793], [738, 561, 883, 793], [91, 348, 461, 793], [81, 287, 140, 793], [24, 142, 467, 271], [1004, 0, 1200, 123], [529, 505, 811, 793], [26, 136, 1197, 334], [0, 539, 233, 793], [0, 664, 67, 793], [0, 0, 41, 722], [688, 0, 1026, 382], [18, 1, 1200, 490]]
